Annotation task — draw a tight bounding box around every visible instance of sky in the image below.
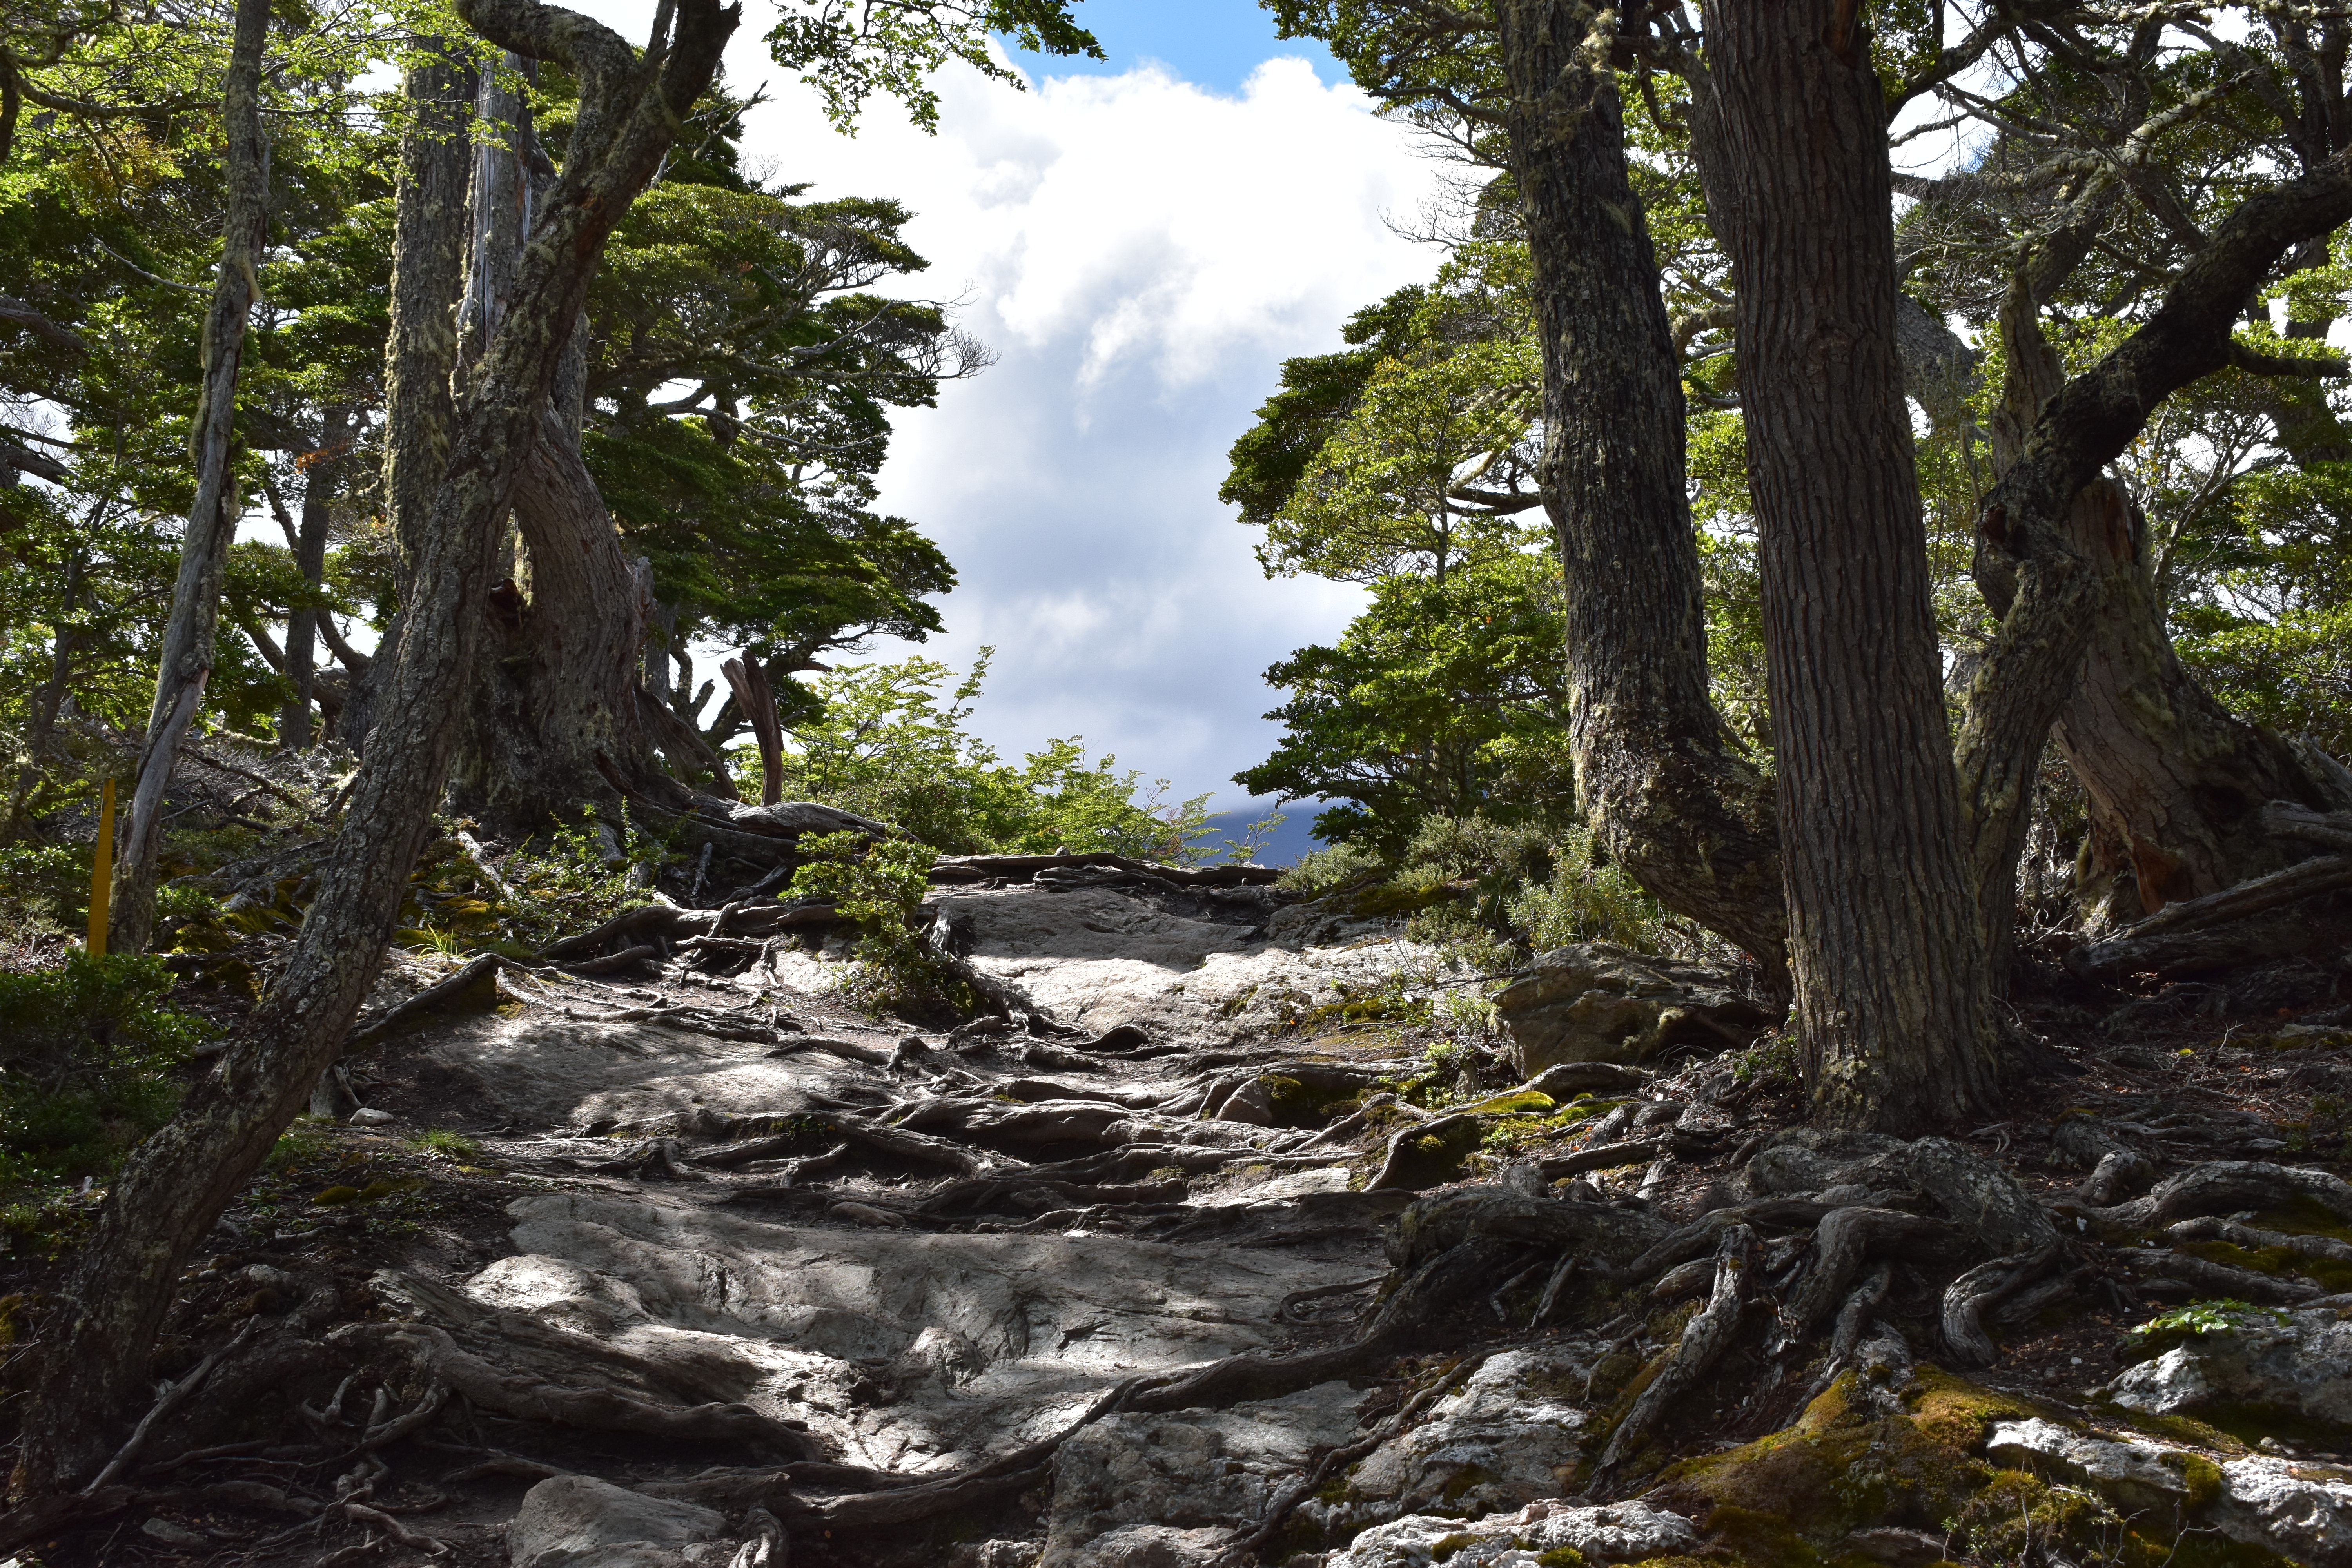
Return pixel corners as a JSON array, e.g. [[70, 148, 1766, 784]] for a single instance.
[[670, 0, 1453, 850]]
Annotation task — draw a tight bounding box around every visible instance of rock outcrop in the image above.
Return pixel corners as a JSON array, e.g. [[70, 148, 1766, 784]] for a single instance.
[[1491, 944, 1770, 1075]]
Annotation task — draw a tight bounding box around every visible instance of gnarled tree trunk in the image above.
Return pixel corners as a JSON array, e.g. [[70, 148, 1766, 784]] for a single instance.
[[1494, 0, 1786, 982], [14, 0, 738, 1492], [443, 74, 716, 835], [108, 0, 272, 953], [1979, 285, 2342, 932]]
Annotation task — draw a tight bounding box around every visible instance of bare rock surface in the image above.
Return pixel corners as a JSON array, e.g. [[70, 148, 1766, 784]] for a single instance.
[[1324, 1499, 1697, 1568], [2106, 1307, 2352, 1431], [466, 1190, 1375, 1471], [1491, 944, 1768, 1074], [508, 1475, 725, 1568], [1042, 1382, 1370, 1567], [85, 855, 2352, 1568]]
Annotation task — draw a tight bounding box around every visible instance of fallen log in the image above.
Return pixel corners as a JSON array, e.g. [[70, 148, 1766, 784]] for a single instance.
[[2070, 851, 2352, 978]]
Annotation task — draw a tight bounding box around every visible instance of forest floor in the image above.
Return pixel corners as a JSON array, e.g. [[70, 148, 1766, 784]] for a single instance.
[[5, 862, 2352, 1568]]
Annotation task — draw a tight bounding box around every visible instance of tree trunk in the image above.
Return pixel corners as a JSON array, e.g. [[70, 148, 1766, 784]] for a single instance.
[[722, 655, 786, 806], [280, 405, 350, 747], [441, 62, 708, 835], [13, 0, 737, 1492], [1976, 289, 2341, 932], [107, 0, 272, 954], [448, 408, 693, 832], [1694, 0, 1998, 1131], [1493, 0, 1786, 982], [352, 43, 474, 755]]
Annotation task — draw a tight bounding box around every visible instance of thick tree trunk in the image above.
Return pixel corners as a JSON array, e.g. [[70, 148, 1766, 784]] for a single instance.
[[443, 64, 703, 834], [108, 0, 271, 954], [13, 0, 737, 1492], [280, 405, 350, 747], [1961, 149, 2352, 958], [1493, 0, 1786, 981], [448, 409, 690, 832], [1694, 0, 1998, 1132], [1976, 289, 2339, 931]]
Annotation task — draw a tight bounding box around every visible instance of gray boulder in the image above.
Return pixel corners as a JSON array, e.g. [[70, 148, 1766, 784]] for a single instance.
[[2214, 1457, 2352, 1566], [1987, 1417, 2352, 1566], [1326, 1500, 1696, 1568], [1042, 1381, 1368, 1568], [2105, 1307, 2352, 1432], [1303, 1347, 1594, 1543], [1493, 945, 1768, 1076], [507, 1475, 724, 1568]]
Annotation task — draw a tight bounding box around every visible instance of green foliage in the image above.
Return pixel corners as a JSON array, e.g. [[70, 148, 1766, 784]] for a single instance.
[[410, 1128, 484, 1163], [1507, 828, 1670, 955], [1277, 840, 1387, 897], [0, 841, 91, 937], [472, 807, 668, 953], [788, 829, 959, 1011], [0, 955, 207, 1200], [762, 653, 1210, 858], [2130, 1300, 2289, 1340], [767, 0, 1102, 134], [1237, 555, 1573, 857]]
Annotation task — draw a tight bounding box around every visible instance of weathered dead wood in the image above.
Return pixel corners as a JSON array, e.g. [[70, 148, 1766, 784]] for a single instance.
[[1536, 1136, 1675, 1181], [1598, 1225, 1757, 1473], [2070, 854, 2352, 978], [2263, 802, 2352, 854], [928, 852, 1280, 887], [346, 955, 507, 1048], [2126, 1247, 2324, 1305], [329, 1321, 821, 1459], [83, 1319, 259, 1493], [2169, 1215, 2352, 1263], [1612, 1198, 1839, 1283], [561, 943, 659, 976]]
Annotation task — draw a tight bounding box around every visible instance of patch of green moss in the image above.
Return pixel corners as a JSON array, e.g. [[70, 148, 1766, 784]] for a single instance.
[[1535, 1548, 1585, 1568], [2247, 1197, 2352, 1247], [2177, 1238, 2352, 1293], [2094, 1400, 2250, 1456], [1431, 1532, 1480, 1562]]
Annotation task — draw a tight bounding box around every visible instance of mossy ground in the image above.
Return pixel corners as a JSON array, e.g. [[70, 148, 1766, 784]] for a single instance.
[[1641, 1366, 2290, 1568]]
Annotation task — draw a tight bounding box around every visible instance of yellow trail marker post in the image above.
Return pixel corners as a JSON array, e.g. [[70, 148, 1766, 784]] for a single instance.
[[88, 777, 114, 956]]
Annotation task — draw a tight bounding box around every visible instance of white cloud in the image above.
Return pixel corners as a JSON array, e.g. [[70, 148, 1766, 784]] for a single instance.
[[712, 38, 1449, 808]]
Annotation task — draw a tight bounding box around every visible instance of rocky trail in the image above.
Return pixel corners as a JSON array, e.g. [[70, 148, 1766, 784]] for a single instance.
[[11, 846, 2352, 1568]]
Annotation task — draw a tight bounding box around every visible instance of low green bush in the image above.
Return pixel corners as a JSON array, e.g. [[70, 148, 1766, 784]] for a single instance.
[[0, 955, 209, 1197]]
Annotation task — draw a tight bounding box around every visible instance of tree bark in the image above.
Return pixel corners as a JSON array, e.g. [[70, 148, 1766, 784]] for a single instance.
[[1961, 142, 2352, 949], [1974, 292, 2340, 935], [280, 405, 350, 747], [13, 0, 738, 1492], [1693, 0, 1998, 1132], [444, 65, 707, 833], [350, 44, 474, 756], [107, 0, 272, 953], [722, 655, 785, 806], [1493, 0, 1786, 982]]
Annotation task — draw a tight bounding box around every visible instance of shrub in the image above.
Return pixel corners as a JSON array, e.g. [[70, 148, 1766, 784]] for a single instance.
[[789, 830, 966, 1012], [0, 955, 209, 1194], [0, 842, 90, 939], [1506, 827, 1666, 953]]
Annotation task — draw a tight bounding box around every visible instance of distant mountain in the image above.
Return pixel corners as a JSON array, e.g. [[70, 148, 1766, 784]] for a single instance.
[[1192, 801, 1325, 867]]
